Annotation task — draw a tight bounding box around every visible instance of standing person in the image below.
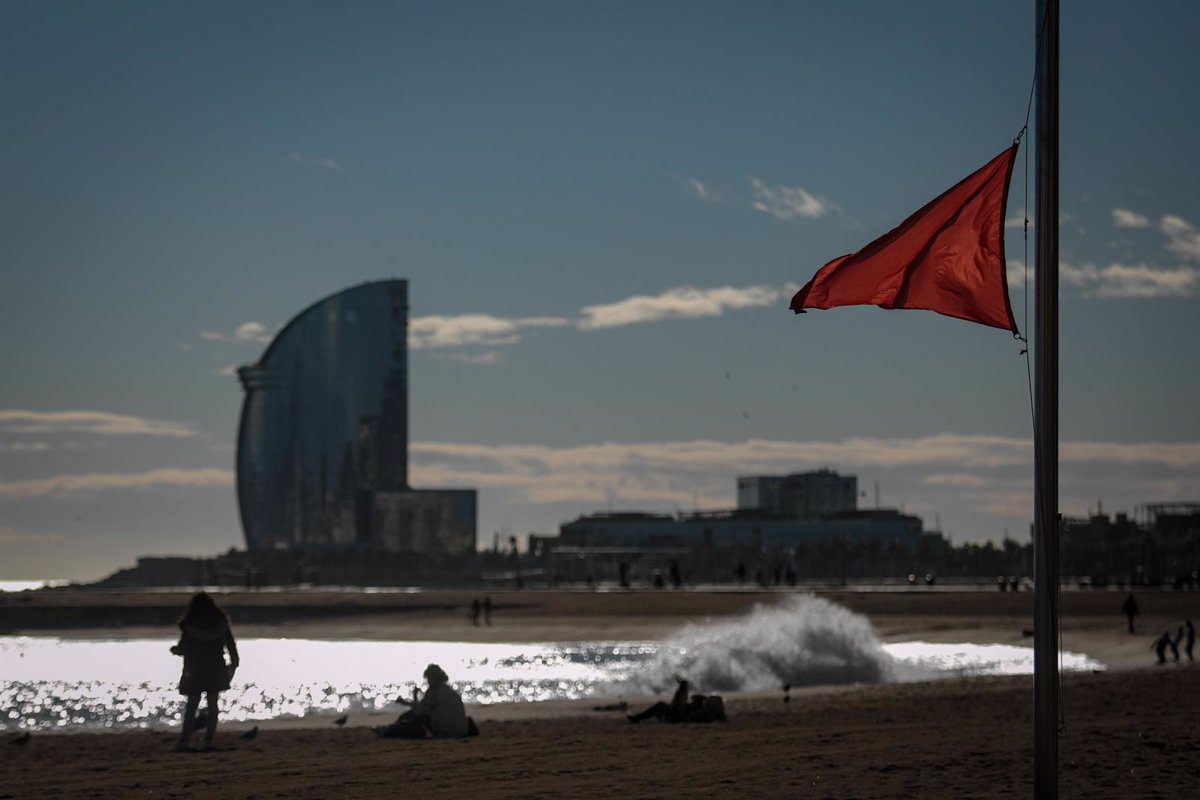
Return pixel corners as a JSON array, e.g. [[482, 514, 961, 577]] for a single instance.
[[170, 592, 239, 752], [1184, 620, 1195, 661], [1153, 631, 1171, 664], [1170, 626, 1184, 661], [482, 596, 492, 626], [469, 597, 481, 626], [1122, 594, 1140, 634]]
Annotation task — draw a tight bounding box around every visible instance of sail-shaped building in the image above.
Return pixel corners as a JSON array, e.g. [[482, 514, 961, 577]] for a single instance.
[[236, 280, 475, 554]]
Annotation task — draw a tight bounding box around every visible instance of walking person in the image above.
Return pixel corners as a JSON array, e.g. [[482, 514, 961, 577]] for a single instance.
[[1170, 626, 1184, 662], [170, 592, 239, 752], [482, 596, 492, 626], [1122, 594, 1140, 634], [1185, 620, 1195, 661]]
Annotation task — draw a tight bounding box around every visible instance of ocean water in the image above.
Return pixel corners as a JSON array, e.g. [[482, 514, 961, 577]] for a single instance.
[[0, 596, 1102, 732]]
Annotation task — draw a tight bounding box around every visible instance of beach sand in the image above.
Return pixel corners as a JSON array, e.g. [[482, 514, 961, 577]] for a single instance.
[[3, 588, 1199, 797]]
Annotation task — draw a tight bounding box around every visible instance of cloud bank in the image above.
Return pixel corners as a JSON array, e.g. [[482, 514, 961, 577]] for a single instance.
[[408, 434, 1200, 523]]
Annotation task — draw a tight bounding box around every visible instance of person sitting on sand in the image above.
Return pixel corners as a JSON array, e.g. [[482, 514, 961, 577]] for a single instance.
[[375, 663, 471, 739], [170, 592, 239, 752], [627, 679, 726, 724]]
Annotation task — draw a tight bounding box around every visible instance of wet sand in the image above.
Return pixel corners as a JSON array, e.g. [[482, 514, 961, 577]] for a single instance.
[[4, 667, 1199, 799]]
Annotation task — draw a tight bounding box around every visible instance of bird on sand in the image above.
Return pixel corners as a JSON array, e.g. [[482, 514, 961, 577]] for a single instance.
[[11, 732, 31, 745], [334, 715, 348, 727], [239, 726, 258, 741]]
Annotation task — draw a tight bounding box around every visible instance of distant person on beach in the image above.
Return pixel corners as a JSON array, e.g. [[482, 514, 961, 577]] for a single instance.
[[483, 596, 492, 626], [627, 679, 726, 724], [375, 663, 471, 739], [170, 592, 239, 752], [1122, 594, 1140, 634], [469, 597, 481, 626], [1170, 626, 1184, 661], [1185, 621, 1195, 661], [1153, 631, 1171, 664]]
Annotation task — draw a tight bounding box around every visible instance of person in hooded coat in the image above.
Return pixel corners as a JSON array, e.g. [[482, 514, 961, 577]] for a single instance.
[[375, 663, 471, 739], [170, 592, 239, 751]]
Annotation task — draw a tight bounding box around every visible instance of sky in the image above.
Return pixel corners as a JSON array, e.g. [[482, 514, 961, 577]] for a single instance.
[[2, 0, 1198, 580]]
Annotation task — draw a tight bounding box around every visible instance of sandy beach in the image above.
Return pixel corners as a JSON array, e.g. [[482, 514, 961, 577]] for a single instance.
[[3, 588, 1199, 798]]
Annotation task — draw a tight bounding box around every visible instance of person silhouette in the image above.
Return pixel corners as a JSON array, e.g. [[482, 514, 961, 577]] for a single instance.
[[482, 596, 492, 626], [170, 592, 239, 752], [1153, 631, 1171, 664], [1122, 594, 1140, 634], [1170, 626, 1184, 661], [375, 663, 470, 739], [1184, 620, 1195, 661], [469, 598, 481, 626]]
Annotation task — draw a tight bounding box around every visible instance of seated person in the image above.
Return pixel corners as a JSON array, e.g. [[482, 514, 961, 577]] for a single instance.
[[375, 663, 471, 739], [627, 679, 726, 724]]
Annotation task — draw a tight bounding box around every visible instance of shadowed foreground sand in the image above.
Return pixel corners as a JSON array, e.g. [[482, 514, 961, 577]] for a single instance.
[[4, 667, 1198, 799]]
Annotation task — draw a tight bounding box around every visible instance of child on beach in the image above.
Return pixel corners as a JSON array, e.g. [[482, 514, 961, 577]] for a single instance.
[[170, 592, 239, 751]]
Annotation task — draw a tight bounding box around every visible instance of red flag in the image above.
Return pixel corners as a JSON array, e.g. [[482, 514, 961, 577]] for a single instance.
[[790, 146, 1019, 333]]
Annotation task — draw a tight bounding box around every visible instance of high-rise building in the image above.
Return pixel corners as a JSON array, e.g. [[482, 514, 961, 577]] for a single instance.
[[236, 280, 475, 554]]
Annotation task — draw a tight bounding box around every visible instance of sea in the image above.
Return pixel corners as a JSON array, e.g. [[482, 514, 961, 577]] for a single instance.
[[0, 594, 1102, 732]]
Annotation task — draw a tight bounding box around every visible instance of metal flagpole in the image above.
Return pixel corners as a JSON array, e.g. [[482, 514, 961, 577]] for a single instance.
[[1033, 0, 1060, 797]]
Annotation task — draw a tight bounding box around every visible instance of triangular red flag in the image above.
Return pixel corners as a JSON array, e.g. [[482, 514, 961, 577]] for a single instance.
[[790, 146, 1019, 333]]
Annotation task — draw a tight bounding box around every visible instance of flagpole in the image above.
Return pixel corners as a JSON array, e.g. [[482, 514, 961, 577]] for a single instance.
[[1033, 0, 1060, 797]]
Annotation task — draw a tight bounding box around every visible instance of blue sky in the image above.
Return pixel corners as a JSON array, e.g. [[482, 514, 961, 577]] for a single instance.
[[2, 0, 1198, 579]]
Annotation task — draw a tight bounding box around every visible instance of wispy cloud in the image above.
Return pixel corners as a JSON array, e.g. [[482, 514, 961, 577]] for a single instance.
[[679, 176, 722, 203], [0, 525, 63, 545], [1006, 259, 1198, 299], [1112, 208, 1151, 229], [435, 351, 503, 366], [578, 285, 787, 330], [0, 468, 234, 500], [0, 411, 195, 438], [408, 315, 569, 349], [747, 176, 835, 220], [287, 151, 341, 171], [199, 321, 273, 345], [1109, 208, 1200, 263], [1161, 214, 1200, 262]]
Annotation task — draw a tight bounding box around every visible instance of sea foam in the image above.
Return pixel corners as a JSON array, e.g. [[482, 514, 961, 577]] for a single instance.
[[631, 594, 898, 694]]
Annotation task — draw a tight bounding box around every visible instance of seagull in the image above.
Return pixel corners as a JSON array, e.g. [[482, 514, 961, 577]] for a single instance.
[[11, 732, 31, 745], [334, 715, 348, 727], [239, 726, 258, 741]]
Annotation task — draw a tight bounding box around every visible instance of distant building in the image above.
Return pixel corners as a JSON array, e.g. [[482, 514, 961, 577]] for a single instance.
[[737, 469, 857, 518], [236, 280, 475, 554], [557, 506, 921, 550]]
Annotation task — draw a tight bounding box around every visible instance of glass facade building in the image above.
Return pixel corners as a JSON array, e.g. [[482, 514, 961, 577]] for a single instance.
[[236, 280, 474, 554]]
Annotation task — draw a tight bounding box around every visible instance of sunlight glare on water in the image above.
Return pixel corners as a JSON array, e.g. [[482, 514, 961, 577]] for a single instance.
[[1, 635, 1100, 731]]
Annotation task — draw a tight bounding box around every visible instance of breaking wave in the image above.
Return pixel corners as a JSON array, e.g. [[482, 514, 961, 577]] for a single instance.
[[629, 594, 899, 695]]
